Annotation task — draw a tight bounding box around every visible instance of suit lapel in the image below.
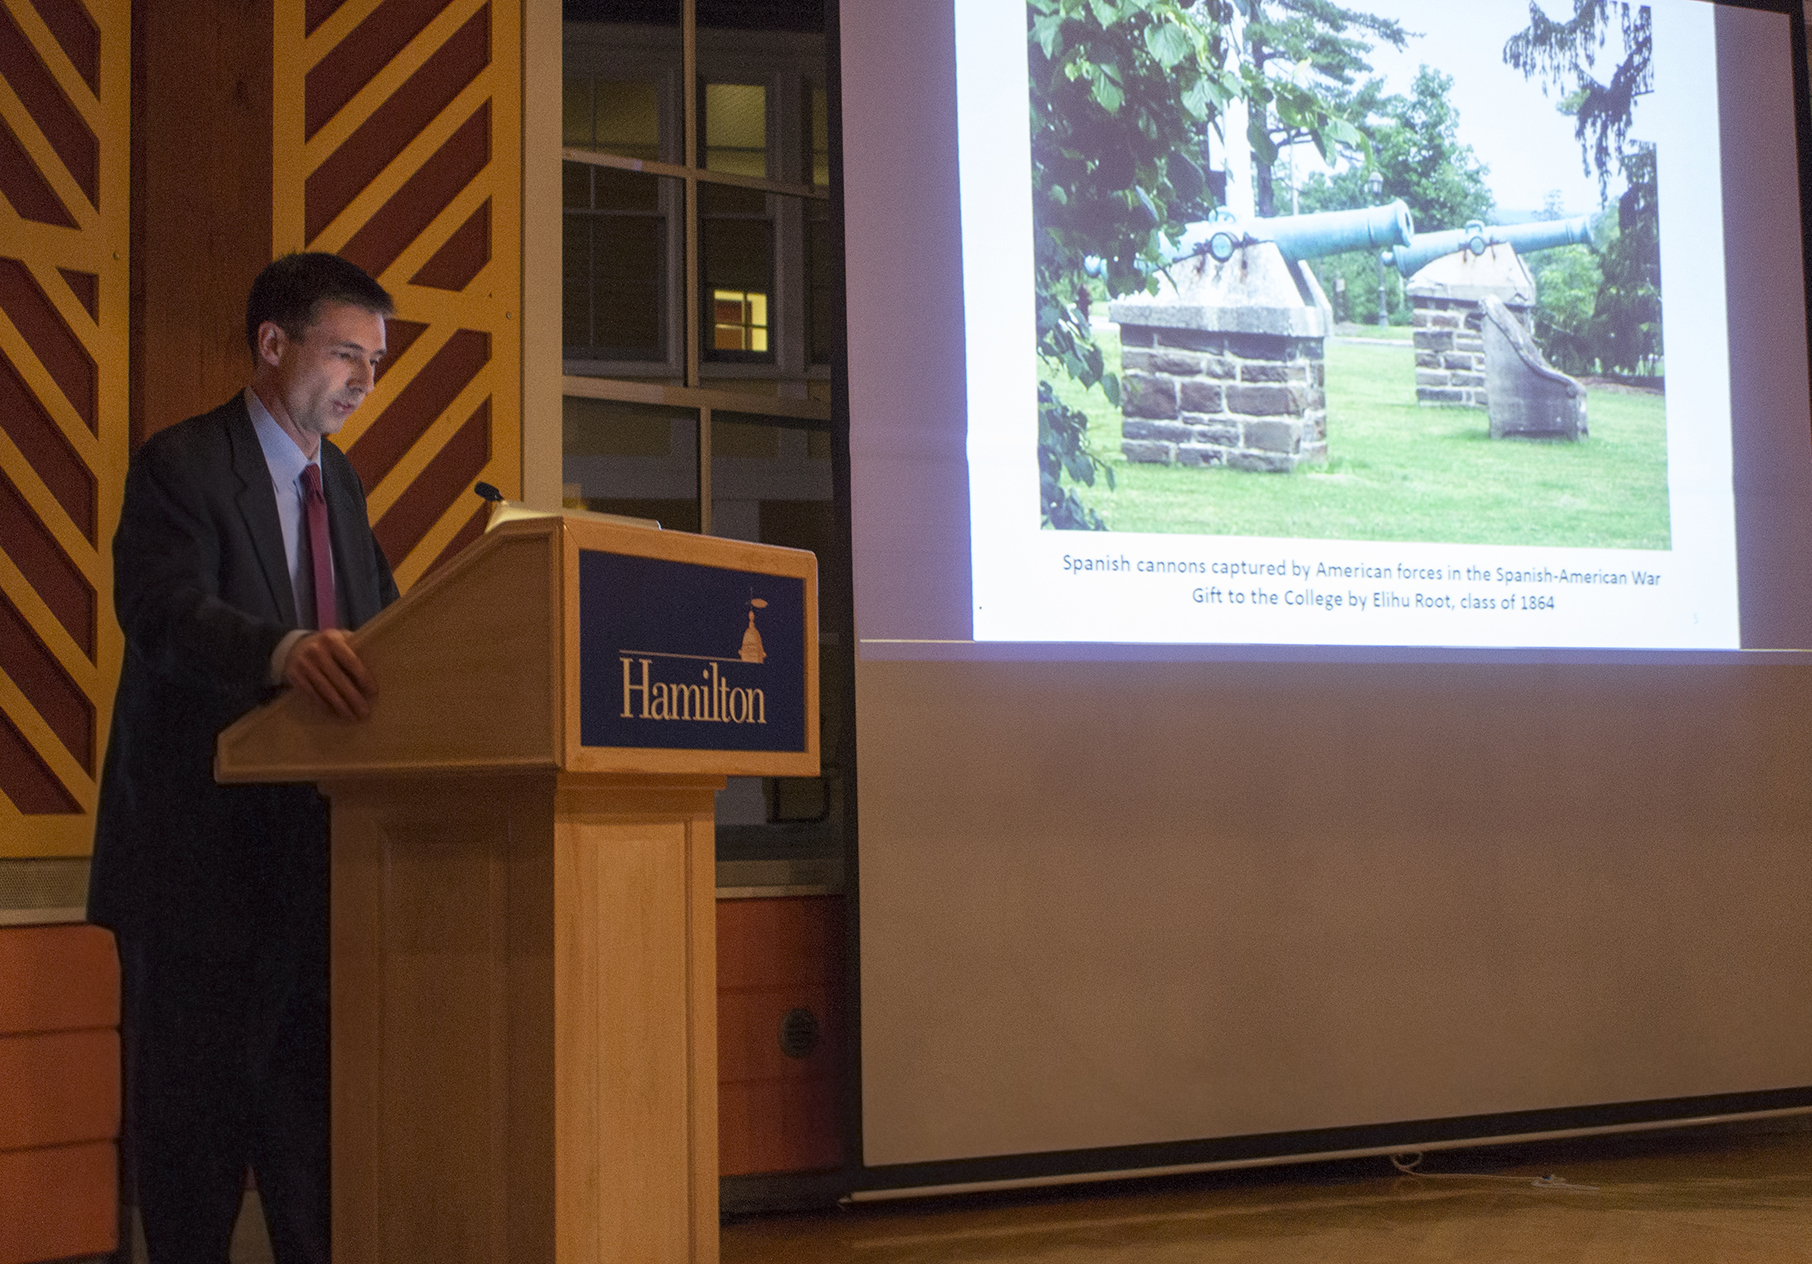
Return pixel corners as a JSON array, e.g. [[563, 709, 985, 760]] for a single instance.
[[225, 396, 300, 627]]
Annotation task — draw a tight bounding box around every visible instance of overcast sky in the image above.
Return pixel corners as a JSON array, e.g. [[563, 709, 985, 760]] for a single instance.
[[1279, 0, 1650, 219]]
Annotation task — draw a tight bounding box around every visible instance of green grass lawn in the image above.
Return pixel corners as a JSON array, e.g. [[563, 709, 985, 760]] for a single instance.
[[1331, 322, 1415, 342], [1054, 329, 1671, 549]]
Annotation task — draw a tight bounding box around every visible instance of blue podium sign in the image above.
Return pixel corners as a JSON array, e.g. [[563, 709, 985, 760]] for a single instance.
[[578, 549, 808, 753]]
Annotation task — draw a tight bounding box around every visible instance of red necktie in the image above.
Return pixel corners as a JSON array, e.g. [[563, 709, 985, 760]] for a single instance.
[[300, 463, 338, 630]]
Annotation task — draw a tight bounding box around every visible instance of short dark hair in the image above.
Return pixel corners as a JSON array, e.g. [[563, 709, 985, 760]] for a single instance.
[[245, 252, 394, 354]]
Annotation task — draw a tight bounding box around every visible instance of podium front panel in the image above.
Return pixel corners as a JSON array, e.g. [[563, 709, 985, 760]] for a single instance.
[[561, 519, 819, 778]]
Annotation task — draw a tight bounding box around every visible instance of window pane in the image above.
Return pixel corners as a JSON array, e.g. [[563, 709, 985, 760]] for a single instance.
[[593, 165, 660, 212], [563, 165, 677, 362], [700, 182, 767, 215], [593, 80, 660, 160], [562, 78, 593, 147], [700, 183, 774, 363], [562, 160, 590, 209], [704, 83, 767, 177], [564, 5, 679, 162], [591, 217, 664, 356], [562, 396, 700, 533], [562, 218, 591, 350]]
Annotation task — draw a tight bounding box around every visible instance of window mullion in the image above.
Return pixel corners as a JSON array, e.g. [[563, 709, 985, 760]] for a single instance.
[[698, 404, 713, 535], [683, 0, 700, 392]]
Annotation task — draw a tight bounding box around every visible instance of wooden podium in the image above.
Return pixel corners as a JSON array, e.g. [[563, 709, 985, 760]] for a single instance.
[[216, 514, 818, 1263]]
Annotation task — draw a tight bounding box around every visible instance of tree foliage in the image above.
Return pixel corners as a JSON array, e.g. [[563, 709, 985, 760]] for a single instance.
[[1503, 0, 1652, 198], [1528, 242, 1604, 374], [1029, 0, 1241, 528], [1516, 147, 1659, 376], [1587, 144, 1661, 374], [1028, 0, 1364, 526], [1297, 67, 1494, 235], [1504, 3, 1659, 376], [1239, 0, 1408, 216]]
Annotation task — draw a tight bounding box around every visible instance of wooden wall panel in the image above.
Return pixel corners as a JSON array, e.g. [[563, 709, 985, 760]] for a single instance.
[[0, 1141, 116, 1264], [717, 897, 845, 1176], [0, 0, 129, 857], [0, 922, 119, 1262], [129, 0, 274, 447], [273, 0, 521, 593]]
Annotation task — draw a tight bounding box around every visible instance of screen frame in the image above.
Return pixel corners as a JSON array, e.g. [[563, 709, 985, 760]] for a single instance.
[[836, 0, 1812, 1198]]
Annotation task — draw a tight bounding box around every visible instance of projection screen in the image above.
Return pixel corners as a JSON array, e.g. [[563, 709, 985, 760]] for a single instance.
[[842, 0, 1812, 1190]]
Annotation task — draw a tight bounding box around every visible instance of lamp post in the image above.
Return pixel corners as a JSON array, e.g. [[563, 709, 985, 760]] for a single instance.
[[1367, 170, 1387, 327]]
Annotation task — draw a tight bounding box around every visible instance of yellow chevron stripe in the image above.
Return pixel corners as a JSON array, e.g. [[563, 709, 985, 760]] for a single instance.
[[0, 438, 103, 591], [383, 282, 509, 334], [296, 0, 385, 68], [299, 0, 489, 164], [0, 552, 102, 696], [0, 670, 93, 811], [332, 316, 469, 451], [0, 210, 113, 273], [0, 78, 97, 233], [1, 0, 127, 851], [296, 72, 494, 254], [0, 798, 92, 855], [272, 0, 519, 594], [388, 458, 499, 591], [0, 322, 103, 473], [363, 363, 493, 520], [0, 0, 100, 112], [375, 176, 494, 291]]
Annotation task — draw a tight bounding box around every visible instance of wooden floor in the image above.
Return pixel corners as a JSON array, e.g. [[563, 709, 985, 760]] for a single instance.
[[123, 1117, 1812, 1262], [722, 1120, 1812, 1263]]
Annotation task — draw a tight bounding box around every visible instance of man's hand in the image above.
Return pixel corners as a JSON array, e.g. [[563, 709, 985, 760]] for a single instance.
[[282, 629, 378, 720]]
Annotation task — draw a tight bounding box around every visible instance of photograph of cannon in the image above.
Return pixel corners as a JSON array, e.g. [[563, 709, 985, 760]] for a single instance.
[[1389, 216, 1596, 439], [1113, 203, 1415, 473], [1029, 0, 1671, 549]]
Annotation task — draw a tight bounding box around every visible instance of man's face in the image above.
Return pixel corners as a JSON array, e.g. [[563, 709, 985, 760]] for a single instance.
[[258, 300, 387, 447]]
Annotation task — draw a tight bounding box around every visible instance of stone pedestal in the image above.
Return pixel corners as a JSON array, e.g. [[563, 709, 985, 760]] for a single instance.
[[1481, 295, 1587, 440], [1407, 244, 1536, 409], [1110, 243, 1329, 473]]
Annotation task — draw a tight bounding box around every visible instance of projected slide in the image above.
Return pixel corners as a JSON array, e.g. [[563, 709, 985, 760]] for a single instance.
[[956, 0, 1737, 649]]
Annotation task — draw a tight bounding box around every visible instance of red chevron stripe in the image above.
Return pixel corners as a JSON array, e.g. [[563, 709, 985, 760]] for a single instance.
[[0, 707, 79, 812], [0, 257, 96, 434], [336, 101, 490, 278], [0, 112, 77, 228], [376, 318, 428, 383], [22, 0, 97, 94], [304, 0, 450, 141], [55, 269, 95, 321], [409, 197, 489, 292], [420, 501, 487, 579], [347, 327, 488, 489], [304, 2, 489, 243], [0, 351, 95, 543], [0, 3, 98, 207], [0, 467, 94, 659], [0, 587, 92, 772], [373, 397, 489, 564], [306, 0, 346, 37]]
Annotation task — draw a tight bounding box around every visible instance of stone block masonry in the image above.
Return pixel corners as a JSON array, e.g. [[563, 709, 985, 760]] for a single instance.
[[1404, 243, 1538, 410], [1118, 327, 1327, 473], [1411, 295, 1496, 408]]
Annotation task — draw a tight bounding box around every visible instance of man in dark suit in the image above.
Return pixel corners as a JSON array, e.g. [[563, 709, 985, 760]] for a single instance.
[[90, 253, 401, 1263]]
